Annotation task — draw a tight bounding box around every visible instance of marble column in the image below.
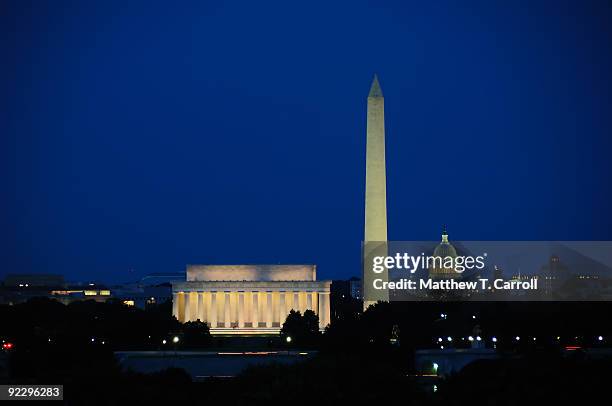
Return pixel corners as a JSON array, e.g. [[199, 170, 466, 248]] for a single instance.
[[229, 292, 237, 328], [183, 292, 191, 322], [224, 292, 231, 328], [238, 292, 245, 328], [306, 291, 313, 311], [197, 292, 204, 322], [210, 292, 217, 328], [202, 292, 212, 328], [266, 292, 273, 328], [318, 292, 330, 328], [191, 292, 198, 321], [279, 292, 286, 326], [293, 292, 300, 313], [252, 292, 259, 328]]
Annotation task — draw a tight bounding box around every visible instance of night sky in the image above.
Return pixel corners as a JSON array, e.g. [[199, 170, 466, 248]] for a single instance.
[[2, 0, 612, 283]]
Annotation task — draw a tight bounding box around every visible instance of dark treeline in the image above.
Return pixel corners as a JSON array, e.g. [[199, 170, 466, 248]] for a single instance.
[[0, 298, 210, 384], [1, 297, 611, 404]]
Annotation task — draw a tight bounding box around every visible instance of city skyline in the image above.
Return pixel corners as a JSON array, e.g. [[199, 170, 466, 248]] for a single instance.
[[2, 1, 612, 283]]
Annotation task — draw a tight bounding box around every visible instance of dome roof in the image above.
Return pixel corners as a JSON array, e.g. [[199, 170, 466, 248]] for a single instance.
[[433, 241, 457, 258], [433, 226, 457, 258], [429, 226, 460, 279]]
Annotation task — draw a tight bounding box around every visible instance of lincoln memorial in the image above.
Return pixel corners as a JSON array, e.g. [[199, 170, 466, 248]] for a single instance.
[[172, 265, 331, 334]]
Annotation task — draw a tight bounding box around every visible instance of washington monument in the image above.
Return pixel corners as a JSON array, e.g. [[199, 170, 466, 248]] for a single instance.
[[363, 75, 389, 308]]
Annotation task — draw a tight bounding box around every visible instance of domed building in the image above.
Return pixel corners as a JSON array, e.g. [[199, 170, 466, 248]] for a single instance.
[[429, 226, 461, 280]]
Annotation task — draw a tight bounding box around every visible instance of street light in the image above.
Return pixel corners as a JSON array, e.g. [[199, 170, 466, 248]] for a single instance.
[[286, 336, 292, 343], [172, 336, 180, 344]]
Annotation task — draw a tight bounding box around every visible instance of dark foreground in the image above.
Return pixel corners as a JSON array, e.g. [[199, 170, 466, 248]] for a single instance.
[[2, 298, 612, 405]]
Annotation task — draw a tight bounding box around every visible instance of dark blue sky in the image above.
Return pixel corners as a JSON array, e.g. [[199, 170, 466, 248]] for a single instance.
[[2, 0, 611, 283]]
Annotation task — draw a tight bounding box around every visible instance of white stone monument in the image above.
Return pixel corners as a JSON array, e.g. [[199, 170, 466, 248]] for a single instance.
[[172, 265, 331, 334]]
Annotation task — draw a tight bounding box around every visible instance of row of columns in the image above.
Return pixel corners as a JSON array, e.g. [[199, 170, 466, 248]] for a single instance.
[[172, 291, 330, 329]]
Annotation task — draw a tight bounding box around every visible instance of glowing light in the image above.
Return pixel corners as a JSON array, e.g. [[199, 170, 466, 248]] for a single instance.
[[515, 336, 520, 341], [432, 362, 439, 372], [476, 336, 482, 341], [472, 315, 476, 319], [2, 342, 14, 350], [492, 337, 498, 343], [286, 336, 292, 343], [162, 339, 167, 345], [598, 336, 603, 341], [447, 336, 452, 342], [437, 337, 442, 342], [468, 336, 474, 342], [172, 336, 179, 344]]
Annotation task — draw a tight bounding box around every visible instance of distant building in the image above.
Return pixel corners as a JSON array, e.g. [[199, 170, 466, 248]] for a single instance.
[[50, 287, 112, 304], [0, 273, 66, 305], [0, 270, 181, 308], [3, 274, 64, 288], [429, 227, 461, 280], [112, 283, 172, 308], [538, 255, 569, 295], [349, 277, 362, 300], [172, 265, 331, 334], [139, 273, 185, 287], [330, 278, 362, 321]]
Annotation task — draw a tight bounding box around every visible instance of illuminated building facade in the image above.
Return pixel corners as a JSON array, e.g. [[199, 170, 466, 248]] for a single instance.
[[172, 265, 331, 334], [429, 227, 461, 279]]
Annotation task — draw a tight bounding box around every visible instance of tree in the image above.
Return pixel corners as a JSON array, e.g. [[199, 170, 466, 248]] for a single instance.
[[280, 310, 320, 348], [181, 320, 211, 348]]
